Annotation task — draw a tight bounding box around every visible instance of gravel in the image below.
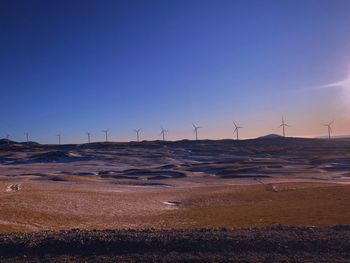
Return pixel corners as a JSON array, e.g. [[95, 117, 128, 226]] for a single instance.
[[0, 225, 349, 262]]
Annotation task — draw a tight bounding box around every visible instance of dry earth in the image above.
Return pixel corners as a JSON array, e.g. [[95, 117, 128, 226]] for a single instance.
[[0, 137, 349, 261]]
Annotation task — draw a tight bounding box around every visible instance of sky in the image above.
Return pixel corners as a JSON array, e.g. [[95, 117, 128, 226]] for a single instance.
[[0, 0, 350, 143]]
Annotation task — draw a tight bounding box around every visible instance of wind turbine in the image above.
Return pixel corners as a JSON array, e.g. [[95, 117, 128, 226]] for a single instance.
[[233, 121, 243, 140], [56, 132, 62, 145], [160, 127, 167, 141], [192, 123, 202, 141], [321, 120, 334, 139], [134, 128, 141, 142], [86, 132, 91, 143], [102, 129, 109, 142], [279, 117, 290, 137], [25, 132, 29, 143], [6, 134, 10, 145]]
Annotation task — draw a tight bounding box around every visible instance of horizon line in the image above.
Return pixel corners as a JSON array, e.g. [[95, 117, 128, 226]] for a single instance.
[[1, 134, 350, 145]]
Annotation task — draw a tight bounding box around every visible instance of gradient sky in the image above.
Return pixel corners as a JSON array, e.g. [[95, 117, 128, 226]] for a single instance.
[[1, 0, 350, 143]]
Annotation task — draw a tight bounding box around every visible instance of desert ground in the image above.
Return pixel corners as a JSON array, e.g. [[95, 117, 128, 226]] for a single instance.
[[0, 136, 349, 261]]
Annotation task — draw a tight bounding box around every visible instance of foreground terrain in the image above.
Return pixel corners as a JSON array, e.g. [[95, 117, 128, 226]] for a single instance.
[[0, 137, 349, 232], [1, 137, 350, 261], [0, 181, 349, 232], [0, 226, 349, 262], [0, 136, 350, 232]]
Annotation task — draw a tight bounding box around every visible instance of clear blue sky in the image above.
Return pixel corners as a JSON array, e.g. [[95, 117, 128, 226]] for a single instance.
[[1, 0, 350, 143]]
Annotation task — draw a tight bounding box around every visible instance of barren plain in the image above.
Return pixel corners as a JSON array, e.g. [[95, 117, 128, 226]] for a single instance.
[[0, 136, 349, 261]]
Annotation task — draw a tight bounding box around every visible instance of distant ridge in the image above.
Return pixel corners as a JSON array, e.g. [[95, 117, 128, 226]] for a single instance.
[[2, 135, 350, 146], [0, 139, 40, 146], [258, 134, 284, 139], [316, 135, 350, 140], [23, 141, 41, 146], [0, 139, 16, 145]]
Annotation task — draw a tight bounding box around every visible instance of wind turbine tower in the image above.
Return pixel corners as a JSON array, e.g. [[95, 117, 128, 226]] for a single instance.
[[56, 132, 62, 145], [86, 132, 91, 143], [25, 132, 29, 143], [102, 129, 109, 142], [233, 121, 243, 140], [279, 117, 290, 137], [192, 124, 202, 141], [160, 127, 167, 141], [322, 120, 334, 139], [134, 128, 141, 142]]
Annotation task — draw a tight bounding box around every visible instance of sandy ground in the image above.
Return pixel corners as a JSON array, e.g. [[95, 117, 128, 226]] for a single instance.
[[0, 180, 349, 232]]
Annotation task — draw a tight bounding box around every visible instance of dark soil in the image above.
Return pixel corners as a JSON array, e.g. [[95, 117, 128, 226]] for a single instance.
[[0, 226, 349, 262]]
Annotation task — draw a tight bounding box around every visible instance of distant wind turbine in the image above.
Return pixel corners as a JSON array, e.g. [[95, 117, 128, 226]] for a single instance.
[[25, 132, 29, 143], [6, 134, 10, 145], [321, 120, 334, 140], [160, 127, 168, 141], [134, 128, 141, 142], [102, 129, 109, 142], [233, 121, 243, 140], [192, 123, 202, 141], [278, 117, 290, 137], [86, 132, 91, 143], [56, 132, 62, 145]]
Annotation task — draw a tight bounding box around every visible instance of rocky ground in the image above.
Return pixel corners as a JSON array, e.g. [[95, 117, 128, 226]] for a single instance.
[[0, 226, 349, 262]]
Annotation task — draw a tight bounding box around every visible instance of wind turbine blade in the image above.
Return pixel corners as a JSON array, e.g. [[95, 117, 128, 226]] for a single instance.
[[329, 120, 335, 125]]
